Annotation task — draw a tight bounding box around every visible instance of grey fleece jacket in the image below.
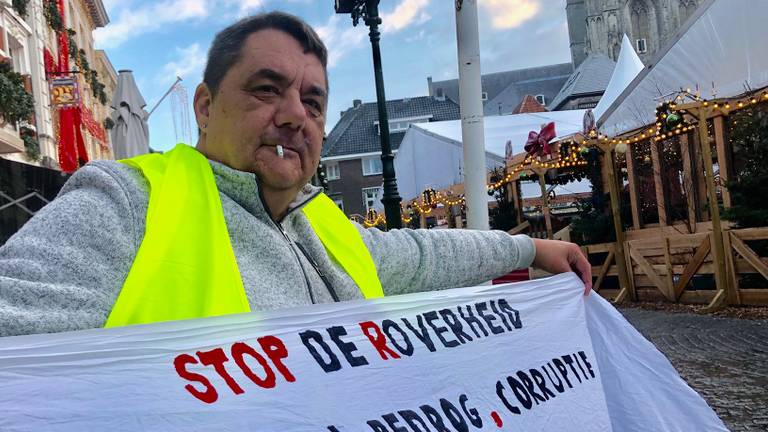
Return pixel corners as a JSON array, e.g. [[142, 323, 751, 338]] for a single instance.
[[0, 157, 535, 337]]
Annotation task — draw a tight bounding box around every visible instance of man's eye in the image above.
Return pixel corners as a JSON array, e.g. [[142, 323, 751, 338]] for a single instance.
[[304, 99, 323, 115], [254, 85, 280, 95]]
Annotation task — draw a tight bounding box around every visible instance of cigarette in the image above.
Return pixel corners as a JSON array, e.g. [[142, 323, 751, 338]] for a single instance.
[[276, 145, 284, 158]]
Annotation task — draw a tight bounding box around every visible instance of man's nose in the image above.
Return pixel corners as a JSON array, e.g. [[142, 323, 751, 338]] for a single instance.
[[274, 89, 306, 131]]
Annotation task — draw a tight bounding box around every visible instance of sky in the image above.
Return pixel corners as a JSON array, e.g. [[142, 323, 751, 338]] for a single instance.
[[95, 0, 573, 152]]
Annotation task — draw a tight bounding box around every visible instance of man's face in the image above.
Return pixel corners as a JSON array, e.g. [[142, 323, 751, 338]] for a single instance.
[[195, 29, 327, 192]]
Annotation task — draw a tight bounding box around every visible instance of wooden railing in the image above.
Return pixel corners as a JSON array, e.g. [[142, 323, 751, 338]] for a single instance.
[[578, 226, 768, 306], [725, 228, 768, 305]]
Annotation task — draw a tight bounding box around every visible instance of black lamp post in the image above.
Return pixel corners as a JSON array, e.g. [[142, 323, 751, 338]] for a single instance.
[[335, 0, 402, 229]]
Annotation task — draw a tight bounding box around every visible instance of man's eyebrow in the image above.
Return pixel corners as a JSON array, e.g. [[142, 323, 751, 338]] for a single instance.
[[305, 85, 327, 100], [246, 69, 326, 99], [246, 68, 289, 86]]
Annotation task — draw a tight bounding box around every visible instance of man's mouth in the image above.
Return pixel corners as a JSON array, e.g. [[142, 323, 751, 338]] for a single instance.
[[267, 145, 299, 159]]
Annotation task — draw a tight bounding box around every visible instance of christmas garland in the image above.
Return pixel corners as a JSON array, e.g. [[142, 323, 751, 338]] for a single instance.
[[20, 127, 41, 161], [0, 61, 35, 125], [44, 0, 108, 105], [44, 0, 64, 32], [12, 0, 29, 17], [66, 29, 108, 105]]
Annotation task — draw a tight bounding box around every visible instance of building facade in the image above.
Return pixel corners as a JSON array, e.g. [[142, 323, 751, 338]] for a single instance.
[[322, 96, 461, 217], [567, 0, 702, 67], [428, 63, 573, 115], [0, 0, 115, 170]]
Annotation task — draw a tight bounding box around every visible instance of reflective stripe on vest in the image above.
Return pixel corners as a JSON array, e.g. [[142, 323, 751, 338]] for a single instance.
[[105, 144, 382, 328]]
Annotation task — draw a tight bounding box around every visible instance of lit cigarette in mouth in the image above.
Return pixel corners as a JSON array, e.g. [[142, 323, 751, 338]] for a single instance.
[[276, 145, 285, 159]]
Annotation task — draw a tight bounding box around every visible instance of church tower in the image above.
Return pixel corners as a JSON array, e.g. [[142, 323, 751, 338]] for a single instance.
[[568, 0, 703, 65], [566, 0, 588, 68]]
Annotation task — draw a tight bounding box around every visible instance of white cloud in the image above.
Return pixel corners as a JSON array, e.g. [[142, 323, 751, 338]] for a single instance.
[[94, 0, 209, 49], [160, 43, 207, 84], [381, 0, 431, 33], [223, 0, 265, 16], [405, 29, 427, 43], [315, 0, 432, 68], [315, 14, 367, 68], [479, 0, 541, 29]]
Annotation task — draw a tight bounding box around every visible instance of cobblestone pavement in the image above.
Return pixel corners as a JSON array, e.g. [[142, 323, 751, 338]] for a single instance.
[[620, 308, 768, 431]]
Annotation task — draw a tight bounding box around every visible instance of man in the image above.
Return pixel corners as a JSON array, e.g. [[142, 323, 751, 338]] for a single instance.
[[0, 12, 590, 337]]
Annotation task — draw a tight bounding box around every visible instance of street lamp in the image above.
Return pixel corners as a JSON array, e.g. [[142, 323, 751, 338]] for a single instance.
[[335, 0, 402, 230]]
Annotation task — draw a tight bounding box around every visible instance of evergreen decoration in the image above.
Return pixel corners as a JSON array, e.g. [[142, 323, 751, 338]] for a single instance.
[[723, 104, 768, 229], [20, 127, 40, 162], [569, 147, 615, 245], [488, 167, 518, 231], [44, 0, 64, 32], [0, 61, 35, 125], [722, 103, 768, 287], [65, 29, 109, 106], [12, 0, 29, 17]]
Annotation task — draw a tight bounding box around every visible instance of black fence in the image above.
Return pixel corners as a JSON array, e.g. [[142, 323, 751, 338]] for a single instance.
[[0, 158, 68, 246]]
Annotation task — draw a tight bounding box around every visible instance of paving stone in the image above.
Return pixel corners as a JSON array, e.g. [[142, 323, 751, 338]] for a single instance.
[[620, 308, 768, 432]]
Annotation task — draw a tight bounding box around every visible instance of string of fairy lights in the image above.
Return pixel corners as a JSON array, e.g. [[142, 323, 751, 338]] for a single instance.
[[363, 188, 467, 227], [361, 87, 768, 229]]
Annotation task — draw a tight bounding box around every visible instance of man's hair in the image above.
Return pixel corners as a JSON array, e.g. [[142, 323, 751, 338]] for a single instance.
[[203, 11, 328, 96]]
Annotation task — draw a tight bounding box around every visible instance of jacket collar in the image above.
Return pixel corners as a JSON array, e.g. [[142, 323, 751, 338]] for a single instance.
[[207, 159, 322, 221]]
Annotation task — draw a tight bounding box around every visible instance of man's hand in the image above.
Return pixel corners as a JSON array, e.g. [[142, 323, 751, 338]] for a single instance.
[[532, 238, 592, 295]]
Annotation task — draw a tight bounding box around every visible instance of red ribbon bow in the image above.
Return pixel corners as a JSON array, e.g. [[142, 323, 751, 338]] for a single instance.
[[524, 122, 557, 157]]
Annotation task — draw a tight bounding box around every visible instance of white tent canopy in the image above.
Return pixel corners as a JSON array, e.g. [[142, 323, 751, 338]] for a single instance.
[[394, 110, 591, 201], [599, 0, 768, 136], [593, 34, 644, 121]]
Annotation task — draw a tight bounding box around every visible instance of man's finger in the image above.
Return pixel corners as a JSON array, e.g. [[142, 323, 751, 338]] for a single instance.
[[573, 249, 592, 295]]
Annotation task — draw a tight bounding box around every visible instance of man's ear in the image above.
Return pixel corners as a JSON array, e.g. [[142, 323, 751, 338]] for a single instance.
[[193, 83, 212, 131]]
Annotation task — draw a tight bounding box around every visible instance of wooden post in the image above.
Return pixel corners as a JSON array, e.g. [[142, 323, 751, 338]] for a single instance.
[[509, 180, 523, 226], [692, 127, 709, 221], [663, 237, 674, 300], [679, 134, 698, 230], [625, 143, 641, 230], [538, 171, 553, 239], [453, 205, 464, 229], [649, 139, 668, 226], [713, 116, 732, 208], [722, 231, 741, 304], [695, 107, 732, 310], [601, 144, 633, 301]]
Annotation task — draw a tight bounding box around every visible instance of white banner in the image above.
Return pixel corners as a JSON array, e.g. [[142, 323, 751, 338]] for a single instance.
[[0, 273, 726, 431]]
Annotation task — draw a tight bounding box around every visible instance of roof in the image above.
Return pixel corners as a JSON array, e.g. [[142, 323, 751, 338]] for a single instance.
[[414, 109, 587, 157], [430, 63, 573, 115], [84, 0, 110, 28], [549, 55, 616, 110], [599, 0, 768, 136], [95, 50, 118, 85], [592, 34, 644, 120], [512, 95, 548, 114], [322, 96, 461, 158], [395, 110, 591, 200]]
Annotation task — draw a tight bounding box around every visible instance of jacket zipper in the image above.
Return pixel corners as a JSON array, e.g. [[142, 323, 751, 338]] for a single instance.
[[256, 183, 337, 303], [294, 242, 340, 302]]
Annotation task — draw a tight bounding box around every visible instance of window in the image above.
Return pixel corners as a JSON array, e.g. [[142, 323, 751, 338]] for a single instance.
[[577, 101, 598, 109], [481, 92, 488, 101], [362, 157, 383, 176], [535, 94, 546, 105], [375, 116, 432, 135], [333, 197, 344, 212], [362, 187, 382, 212], [636, 38, 647, 54], [325, 162, 340, 180]]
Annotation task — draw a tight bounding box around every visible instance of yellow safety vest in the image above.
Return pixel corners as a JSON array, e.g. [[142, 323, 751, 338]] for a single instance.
[[104, 144, 383, 328]]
